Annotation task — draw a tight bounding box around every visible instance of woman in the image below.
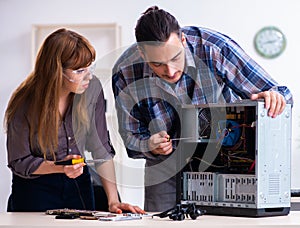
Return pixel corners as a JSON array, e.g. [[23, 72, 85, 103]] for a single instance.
[[4, 28, 144, 213]]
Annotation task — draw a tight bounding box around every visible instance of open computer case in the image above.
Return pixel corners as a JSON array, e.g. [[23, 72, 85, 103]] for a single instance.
[[176, 100, 292, 217]]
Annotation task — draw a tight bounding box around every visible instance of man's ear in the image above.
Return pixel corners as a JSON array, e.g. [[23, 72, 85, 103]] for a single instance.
[[181, 32, 186, 47], [137, 46, 146, 60]]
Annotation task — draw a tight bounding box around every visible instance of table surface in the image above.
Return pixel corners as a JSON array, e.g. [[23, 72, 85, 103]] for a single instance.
[[1, 211, 300, 228]]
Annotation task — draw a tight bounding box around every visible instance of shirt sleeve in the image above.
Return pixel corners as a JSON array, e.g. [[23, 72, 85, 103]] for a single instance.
[[85, 79, 115, 161], [6, 109, 44, 179], [213, 38, 293, 105], [112, 70, 159, 160]]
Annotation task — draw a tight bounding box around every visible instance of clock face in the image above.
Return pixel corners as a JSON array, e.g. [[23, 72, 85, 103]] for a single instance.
[[254, 26, 286, 59]]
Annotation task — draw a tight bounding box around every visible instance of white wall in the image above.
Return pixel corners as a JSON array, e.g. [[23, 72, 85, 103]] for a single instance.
[[1, 0, 300, 212]]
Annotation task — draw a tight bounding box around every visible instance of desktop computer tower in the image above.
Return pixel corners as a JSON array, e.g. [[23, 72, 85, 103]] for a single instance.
[[176, 100, 292, 217]]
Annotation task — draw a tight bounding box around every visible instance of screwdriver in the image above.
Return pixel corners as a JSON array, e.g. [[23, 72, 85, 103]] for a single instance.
[[166, 136, 194, 142], [54, 158, 85, 165], [54, 158, 107, 165]]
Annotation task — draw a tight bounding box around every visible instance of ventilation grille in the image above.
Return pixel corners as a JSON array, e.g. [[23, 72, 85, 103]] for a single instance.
[[269, 174, 280, 195], [183, 172, 215, 202], [218, 174, 256, 203]]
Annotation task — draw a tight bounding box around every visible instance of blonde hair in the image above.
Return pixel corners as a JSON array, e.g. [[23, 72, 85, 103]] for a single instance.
[[4, 28, 96, 160]]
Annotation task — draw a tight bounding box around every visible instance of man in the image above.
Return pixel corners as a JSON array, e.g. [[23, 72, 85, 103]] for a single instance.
[[112, 6, 293, 212]]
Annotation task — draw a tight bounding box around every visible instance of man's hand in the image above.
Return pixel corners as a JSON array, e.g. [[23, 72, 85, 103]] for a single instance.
[[149, 131, 173, 155], [251, 90, 286, 118]]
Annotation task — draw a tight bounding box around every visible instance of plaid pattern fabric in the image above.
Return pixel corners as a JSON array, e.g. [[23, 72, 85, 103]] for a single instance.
[[112, 26, 293, 159]]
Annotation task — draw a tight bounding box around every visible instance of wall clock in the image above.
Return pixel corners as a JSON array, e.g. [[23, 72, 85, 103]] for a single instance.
[[254, 26, 286, 59]]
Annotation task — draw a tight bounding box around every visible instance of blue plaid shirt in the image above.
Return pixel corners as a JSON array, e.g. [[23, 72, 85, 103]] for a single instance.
[[112, 26, 293, 160]]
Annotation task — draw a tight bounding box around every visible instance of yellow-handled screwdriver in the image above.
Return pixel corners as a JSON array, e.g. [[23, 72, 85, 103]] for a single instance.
[[54, 158, 85, 165]]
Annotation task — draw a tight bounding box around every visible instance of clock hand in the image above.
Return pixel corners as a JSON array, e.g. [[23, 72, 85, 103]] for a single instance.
[[262, 39, 280, 45]]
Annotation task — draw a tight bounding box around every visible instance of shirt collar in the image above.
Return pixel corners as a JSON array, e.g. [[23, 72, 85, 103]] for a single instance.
[[184, 46, 197, 70]]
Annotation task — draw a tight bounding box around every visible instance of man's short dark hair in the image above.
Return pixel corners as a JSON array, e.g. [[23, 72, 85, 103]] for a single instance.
[[135, 6, 181, 43]]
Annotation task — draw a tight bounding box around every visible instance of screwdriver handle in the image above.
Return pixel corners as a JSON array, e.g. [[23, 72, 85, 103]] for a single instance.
[[54, 158, 84, 165]]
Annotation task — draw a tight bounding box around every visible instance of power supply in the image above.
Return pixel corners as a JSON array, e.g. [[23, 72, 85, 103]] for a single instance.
[[176, 100, 292, 217]]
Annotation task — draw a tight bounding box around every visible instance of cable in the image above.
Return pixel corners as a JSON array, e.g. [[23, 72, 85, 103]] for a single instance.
[[190, 157, 226, 169], [73, 179, 86, 210]]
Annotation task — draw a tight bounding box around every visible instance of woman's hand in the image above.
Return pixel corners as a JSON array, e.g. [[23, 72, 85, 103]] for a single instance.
[[62, 154, 86, 179], [108, 201, 146, 214], [33, 154, 85, 176], [98, 160, 145, 214]]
